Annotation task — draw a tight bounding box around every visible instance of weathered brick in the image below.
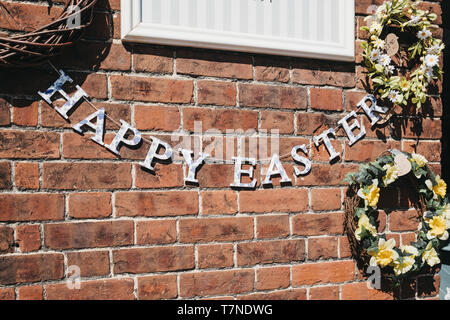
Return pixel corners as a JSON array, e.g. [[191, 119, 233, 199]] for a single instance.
[[68, 192, 112, 219], [0, 194, 64, 222], [341, 282, 394, 300], [14, 162, 39, 190], [309, 286, 340, 300], [260, 110, 295, 134], [46, 279, 135, 300], [389, 209, 420, 232], [293, 212, 345, 236], [111, 75, 193, 103], [201, 190, 237, 215], [256, 266, 290, 291], [0, 253, 64, 285], [138, 275, 178, 300], [0, 288, 15, 300], [136, 220, 177, 245], [308, 237, 339, 260], [345, 140, 402, 162], [135, 105, 180, 131], [255, 56, 290, 83], [311, 188, 341, 211], [0, 225, 14, 253], [179, 217, 254, 243], [0, 162, 11, 189], [256, 214, 290, 239], [197, 80, 237, 106], [135, 164, 184, 189], [18, 285, 43, 300], [237, 240, 306, 266], [115, 191, 198, 217], [180, 269, 254, 297], [0, 98, 10, 126], [292, 260, 356, 286], [113, 246, 194, 274], [238, 289, 307, 300], [44, 221, 134, 250], [183, 107, 257, 132], [133, 46, 173, 73], [67, 251, 110, 277], [43, 163, 132, 190], [310, 88, 343, 111], [16, 224, 41, 253], [239, 83, 307, 109], [12, 100, 38, 127], [240, 189, 308, 213], [0, 130, 60, 159], [198, 244, 234, 269]]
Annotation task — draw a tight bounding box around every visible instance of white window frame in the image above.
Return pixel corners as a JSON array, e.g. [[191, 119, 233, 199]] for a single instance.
[[121, 0, 355, 62]]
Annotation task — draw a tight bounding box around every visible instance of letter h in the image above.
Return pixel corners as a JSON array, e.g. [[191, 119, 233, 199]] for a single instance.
[[38, 70, 88, 120]]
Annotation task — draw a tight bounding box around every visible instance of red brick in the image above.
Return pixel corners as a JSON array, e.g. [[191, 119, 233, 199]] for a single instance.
[[255, 56, 290, 83], [238, 289, 307, 300], [0, 162, 11, 189], [256, 214, 290, 239], [403, 119, 442, 140], [0, 130, 60, 159], [0, 288, 14, 300], [198, 80, 237, 106], [354, 0, 385, 15], [0, 194, 64, 222], [196, 164, 237, 188], [0, 225, 14, 253], [309, 286, 340, 300], [403, 141, 441, 163], [62, 133, 115, 160], [67, 251, 110, 277], [73, 73, 108, 99], [201, 190, 237, 215], [339, 236, 352, 259], [12, 100, 38, 126], [237, 239, 306, 266], [310, 88, 343, 111], [0, 2, 62, 31], [292, 260, 355, 286], [18, 285, 43, 300], [344, 140, 401, 162], [111, 75, 193, 103], [180, 269, 254, 297], [260, 110, 295, 134], [183, 107, 257, 132], [256, 266, 290, 291], [239, 83, 307, 109], [138, 275, 178, 300], [417, 274, 440, 298], [0, 98, 10, 126], [133, 46, 173, 73], [341, 282, 394, 300], [292, 60, 355, 88], [16, 224, 41, 252], [308, 237, 339, 260], [177, 50, 252, 79], [14, 162, 39, 190], [297, 112, 346, 136], [0, 253, 64, 285], [115, 191, 198, 217], [68, 192, 112, 219], [311, 188, 341, 211], [198, 244, 234, 269], [179, 217, 254, 243], [293, 212, 345, 236], [240, 189, 308, 213], [389, 209, 420, 232], [46, 278, 135, 300], [297, 164, 359, 187], [113, 246, 194, 274], [345, 90, 369, 112], [135, 164, 184, 189], [44, 221, 134, 250], [136, 220, 177, 245], [43, 163, 132, 190], [135, 105, 180, 131], [417, 2, 442, 25], [312, 139, 344, 162], [100, 43, 131, 71]]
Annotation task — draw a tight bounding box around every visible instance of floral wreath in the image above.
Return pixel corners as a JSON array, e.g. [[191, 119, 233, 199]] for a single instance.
[[361, 0, 444, 110], [343, 150, 449, 283]]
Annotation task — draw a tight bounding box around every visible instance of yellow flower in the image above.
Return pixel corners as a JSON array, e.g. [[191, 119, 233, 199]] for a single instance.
[[400, 245, 419, 257], [357, 179, 380, 208], [382, 163, 399, 186], [369, 238, 398, 267], [393, 256, 415, 276], [426, 175, 447, 199], [369, 22, 383, 35], [442, 204, 450, 221], [422, 242, 440, 267], [410, 153, 428, 167], [400, 78, 410, 92], [355, 213, 377, 240], [426, 215, 449, 240]]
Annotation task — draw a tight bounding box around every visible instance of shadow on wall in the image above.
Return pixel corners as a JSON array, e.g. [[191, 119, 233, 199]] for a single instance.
[[0, 0, 114, 113], [441, 1, 449, 183]]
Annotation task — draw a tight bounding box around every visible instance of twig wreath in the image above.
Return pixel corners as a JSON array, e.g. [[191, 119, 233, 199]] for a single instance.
[[344, 150, 449, 284], [0, 0, 97, 67], [361, 0, 444, 110]]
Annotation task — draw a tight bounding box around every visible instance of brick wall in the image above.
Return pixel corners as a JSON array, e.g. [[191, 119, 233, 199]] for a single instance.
[[0, 0, 444, 300]]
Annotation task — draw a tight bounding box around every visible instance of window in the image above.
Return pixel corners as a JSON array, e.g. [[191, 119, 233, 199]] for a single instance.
[[121, 0, 355, 62]]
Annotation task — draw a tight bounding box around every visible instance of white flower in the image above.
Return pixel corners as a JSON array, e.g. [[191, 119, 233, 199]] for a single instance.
[[422, 242, 440, 267], [388, 90, 400, 103], [384, 65, 395, 75], [417, 28, 432, 40], [374, 38, 385, 49], [370, 22, 383, 35], [379, 54, 391, 67], [370, 49, 381, 61], [400, 245, 419, 257], [408, 15, 421, 25], [427, 44, 443, 54], [424, 54, 439, 68]]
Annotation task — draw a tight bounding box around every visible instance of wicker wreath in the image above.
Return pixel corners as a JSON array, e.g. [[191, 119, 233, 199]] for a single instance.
[[0, 0, 97, 67], [343, 150, 449, 284]]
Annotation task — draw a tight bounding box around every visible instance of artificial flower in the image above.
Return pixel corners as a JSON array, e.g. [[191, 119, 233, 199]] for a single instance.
[[417, 28, 432, 40], [442, 204, 450, 221], [400, 78, 410, 91], [373, 38, 385, 49], [384, 65, 395, 75], [370, 22, 383, 35], [422, 242, 440, 267], [427, 43, 444, 55], [369, 238, 398, 267], [426, 176, 447, 199], [424, 54, 439, 68], [425, 215, 449, 240], [400, 245, 419, 257], [379, 54, 391, 67], [388, 90, 400, 103], [408, 15, 421, 25], [382, 163, 399, 186], [370, 49, 381, 61], [355, 213, 377, 240], [393, 255, 416, 276], [357, 179, 380, 208], [410, 153, 428, 168]]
